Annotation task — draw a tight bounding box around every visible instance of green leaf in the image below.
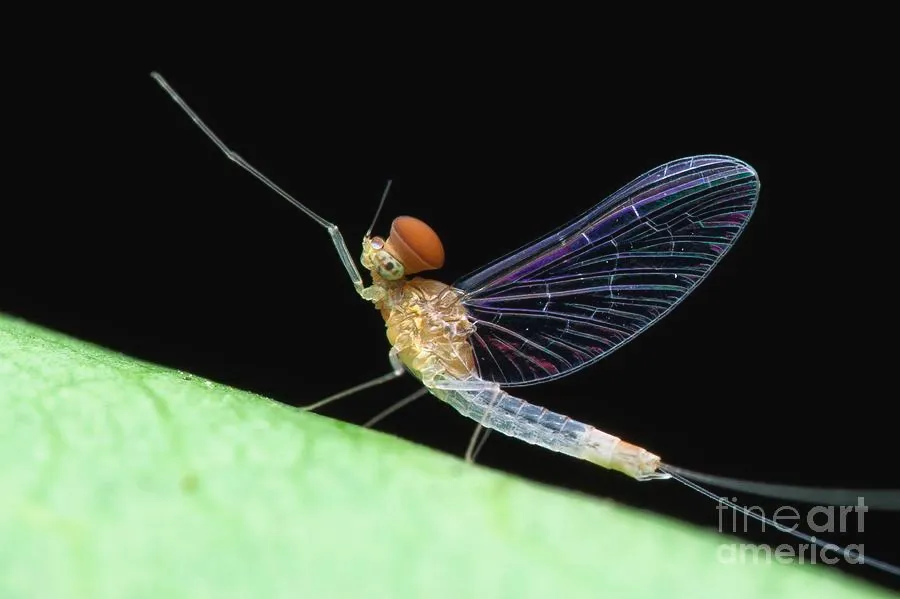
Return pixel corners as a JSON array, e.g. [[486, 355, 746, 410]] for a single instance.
[[0, 312, 892, 599]]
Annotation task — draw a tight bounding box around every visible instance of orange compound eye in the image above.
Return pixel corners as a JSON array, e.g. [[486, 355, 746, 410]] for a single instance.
[[383, 216, 445, 274]]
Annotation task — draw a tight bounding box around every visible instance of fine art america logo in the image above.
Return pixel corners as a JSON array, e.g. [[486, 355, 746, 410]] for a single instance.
[[715, 496, 868, 566]]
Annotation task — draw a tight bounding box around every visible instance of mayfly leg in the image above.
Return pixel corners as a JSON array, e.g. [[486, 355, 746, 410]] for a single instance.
[[465, 425, 492, 463], [149, 72, 367, 296], [299, 348, 406, 412], [430, 378, 502, 463], [363, 387, 430, 427]]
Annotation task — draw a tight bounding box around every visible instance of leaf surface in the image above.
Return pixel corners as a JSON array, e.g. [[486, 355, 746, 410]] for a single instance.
[[0, 313, 891, 598]]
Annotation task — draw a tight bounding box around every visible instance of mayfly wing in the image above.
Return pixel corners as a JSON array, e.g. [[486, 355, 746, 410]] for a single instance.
[[452, 155, 760, 387]]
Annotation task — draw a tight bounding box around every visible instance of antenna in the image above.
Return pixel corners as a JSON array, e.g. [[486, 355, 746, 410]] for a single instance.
[[366, 179, 393, 237]]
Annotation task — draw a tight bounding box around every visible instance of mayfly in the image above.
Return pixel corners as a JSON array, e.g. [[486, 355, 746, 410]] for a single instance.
[[150, 72, 900, 577]]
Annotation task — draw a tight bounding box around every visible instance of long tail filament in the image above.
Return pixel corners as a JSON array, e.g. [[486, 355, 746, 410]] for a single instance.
[[659, 464, 900, 577]]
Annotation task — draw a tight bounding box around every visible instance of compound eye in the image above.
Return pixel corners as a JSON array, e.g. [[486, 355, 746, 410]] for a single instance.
[[383, 216, 444, 274], [374, 250, 405, 280]]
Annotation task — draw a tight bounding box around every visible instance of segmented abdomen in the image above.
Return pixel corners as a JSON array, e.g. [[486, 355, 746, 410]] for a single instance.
[[438, 383, 591, 458]]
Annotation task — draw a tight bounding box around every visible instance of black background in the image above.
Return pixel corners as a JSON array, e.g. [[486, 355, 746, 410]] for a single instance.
[[4, 57, 898, 592]]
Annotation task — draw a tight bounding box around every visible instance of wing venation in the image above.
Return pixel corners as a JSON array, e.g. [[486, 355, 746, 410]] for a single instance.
[[452, 155, 760, 386]]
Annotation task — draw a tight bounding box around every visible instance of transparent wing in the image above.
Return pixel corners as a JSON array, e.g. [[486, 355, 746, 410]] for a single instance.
[[453, 155, 760, 387]]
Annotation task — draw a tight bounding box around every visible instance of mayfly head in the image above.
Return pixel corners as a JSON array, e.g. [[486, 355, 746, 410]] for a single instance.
[[362, 216, 445, 281]]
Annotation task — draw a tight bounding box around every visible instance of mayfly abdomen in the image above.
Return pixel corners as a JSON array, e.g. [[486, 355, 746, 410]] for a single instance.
[[434, 378, 664, 480], [440, 383, 591, 458]]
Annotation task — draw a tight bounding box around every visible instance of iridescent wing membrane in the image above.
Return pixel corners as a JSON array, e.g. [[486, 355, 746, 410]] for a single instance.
[[452, 155, 760, 387]]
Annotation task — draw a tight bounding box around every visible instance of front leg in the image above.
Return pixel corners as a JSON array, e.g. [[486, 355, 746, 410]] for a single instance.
[[150, 72, 373, 296]]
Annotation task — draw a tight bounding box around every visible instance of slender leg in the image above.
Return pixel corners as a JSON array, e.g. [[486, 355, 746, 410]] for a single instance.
[[430, 378, 502, 464], [150, 72, 368, 296], [464, 425, 493, 463], [299, 348, 405, 411], [362, 387, 430, 428]]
